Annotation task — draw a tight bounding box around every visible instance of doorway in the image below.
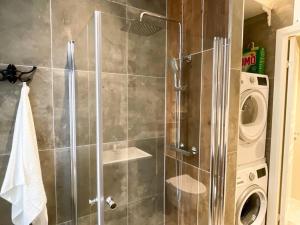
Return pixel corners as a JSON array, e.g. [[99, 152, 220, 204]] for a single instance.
[[267, 24, 300, 225]]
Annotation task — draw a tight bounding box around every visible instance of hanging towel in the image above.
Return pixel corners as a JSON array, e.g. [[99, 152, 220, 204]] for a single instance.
[[0, 82, 48, 225]]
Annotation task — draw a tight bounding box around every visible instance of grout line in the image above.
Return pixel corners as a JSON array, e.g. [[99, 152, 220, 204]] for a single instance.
[[54, 143, 100, 151], [197, 1, 205, 221], [201, 0, 204, 53], [0, 149, 61, 155], [165, 153, 211, 174], [0, 62, 168, 79], [102, 71, 166, 79], [197, 165, 200, 225], [102, 136, 166, 145], [39, 148, 56, 152], [127, 73, 166, 79], [231, 67, 242, 71], [125, 4, 129, 224], [163, 1, 168, 223], [0, 63, 50, 70], [55, 147, 71, 151]]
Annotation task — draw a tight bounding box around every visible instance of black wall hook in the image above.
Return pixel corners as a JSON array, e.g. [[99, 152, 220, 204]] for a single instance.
[[0, 64, 37, 84]]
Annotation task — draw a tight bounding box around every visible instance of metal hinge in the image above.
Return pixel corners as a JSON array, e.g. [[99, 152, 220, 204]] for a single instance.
[[89, 197, 98, 205]]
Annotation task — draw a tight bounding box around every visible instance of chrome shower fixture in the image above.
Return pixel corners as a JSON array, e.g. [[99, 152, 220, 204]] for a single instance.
[[170, 58, 179, 87], [170, 57, 179, 73], [121, 19, 163, 36], [170, 58, 186, 91], [139, 11, 182, 66], [139, 11, 197, 157], [139, 11, 179, 23]]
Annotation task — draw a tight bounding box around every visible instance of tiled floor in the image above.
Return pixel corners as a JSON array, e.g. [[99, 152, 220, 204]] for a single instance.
[[287, 198, 300, 225]]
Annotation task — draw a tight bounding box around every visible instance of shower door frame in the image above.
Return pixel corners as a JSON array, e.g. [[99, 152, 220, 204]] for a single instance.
[[94, 11, 104, 225], [267, 23, 300, 225]]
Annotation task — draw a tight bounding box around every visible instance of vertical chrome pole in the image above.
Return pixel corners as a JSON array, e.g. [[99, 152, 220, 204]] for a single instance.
[[220, 39, 230, 225], [210, 37, 219, 225], [95, 11, 104, 225], [67, 40, 78, 225], [210, 37, 230, 225]]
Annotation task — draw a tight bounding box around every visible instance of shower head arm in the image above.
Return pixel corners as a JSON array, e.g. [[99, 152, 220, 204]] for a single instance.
[[139, 11, 180, 24]]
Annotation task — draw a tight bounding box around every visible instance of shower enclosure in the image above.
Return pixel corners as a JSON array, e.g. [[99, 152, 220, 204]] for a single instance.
[[66, 9, 230, 225]]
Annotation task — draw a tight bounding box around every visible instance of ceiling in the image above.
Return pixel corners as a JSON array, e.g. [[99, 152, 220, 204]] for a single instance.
[[244, 0, 273, 20]]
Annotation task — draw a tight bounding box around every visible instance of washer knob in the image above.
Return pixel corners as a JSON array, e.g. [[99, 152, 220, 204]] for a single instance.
[[249, 172, 256, 181], [250, 77, 255, 84]]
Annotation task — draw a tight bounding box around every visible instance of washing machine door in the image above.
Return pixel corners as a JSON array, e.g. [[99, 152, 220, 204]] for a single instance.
[[236, 185, 267, 225], [239, 90, 267, 143]]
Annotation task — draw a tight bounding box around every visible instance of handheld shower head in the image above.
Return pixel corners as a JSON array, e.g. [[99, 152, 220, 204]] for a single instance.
[[170, 58, 180, 88], [170, 58, 179, 73]]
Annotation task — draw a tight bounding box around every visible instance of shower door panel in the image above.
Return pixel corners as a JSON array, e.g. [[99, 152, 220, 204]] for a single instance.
[[97, 10, 165, 225], [67, 15, 100, 225]]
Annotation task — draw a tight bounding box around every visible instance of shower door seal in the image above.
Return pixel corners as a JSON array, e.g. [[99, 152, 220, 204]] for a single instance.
[[210, 37, 230, 225]]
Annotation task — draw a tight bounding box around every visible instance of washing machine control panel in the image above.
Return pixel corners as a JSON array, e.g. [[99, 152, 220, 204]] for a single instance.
[[257, 77, 268, 86], [236, 164, 268, 188], [257, 167, 266, 178], [249, 172, 256, 181], [236, 172, 257, 186], [240, 72, 269, 89]]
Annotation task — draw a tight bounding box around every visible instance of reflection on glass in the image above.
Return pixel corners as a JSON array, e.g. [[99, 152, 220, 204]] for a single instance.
[[242, 96, 258, 125]]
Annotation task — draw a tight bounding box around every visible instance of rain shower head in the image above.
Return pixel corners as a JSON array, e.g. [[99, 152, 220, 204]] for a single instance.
[[121, 19, 163, 36], [121, 11, 181, 37]]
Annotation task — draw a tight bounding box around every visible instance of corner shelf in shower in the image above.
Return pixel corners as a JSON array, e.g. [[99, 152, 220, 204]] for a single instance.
[[103, 147, 152, 165]]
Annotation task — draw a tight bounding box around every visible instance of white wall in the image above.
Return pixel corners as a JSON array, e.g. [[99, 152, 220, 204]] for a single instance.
[[294, 0, 300, 23], [291, 40, 300, 200]]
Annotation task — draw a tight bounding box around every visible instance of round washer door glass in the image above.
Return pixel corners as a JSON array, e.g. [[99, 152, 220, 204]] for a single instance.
[[240, 90, 267, 143], [241, 193, 261, 224], [236, 187, 267, 225]]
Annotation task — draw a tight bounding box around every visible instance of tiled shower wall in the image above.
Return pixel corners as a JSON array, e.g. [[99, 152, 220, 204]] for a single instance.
[[165, 0, 242, 225], [0, 0, 166, 225], [243, 0, 295, 165]]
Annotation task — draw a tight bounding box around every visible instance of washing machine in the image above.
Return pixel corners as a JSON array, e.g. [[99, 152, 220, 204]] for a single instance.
[[238, 72, 269, 166], [235, 161, 268, 225]]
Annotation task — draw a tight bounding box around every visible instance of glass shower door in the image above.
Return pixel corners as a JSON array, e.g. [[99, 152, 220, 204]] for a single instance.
[[67, 15, 100, 225], [95, 10, 166, 225]]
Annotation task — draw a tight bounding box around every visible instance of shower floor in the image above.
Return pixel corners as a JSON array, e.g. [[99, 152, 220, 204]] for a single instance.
[[287, 198, 300, 225]]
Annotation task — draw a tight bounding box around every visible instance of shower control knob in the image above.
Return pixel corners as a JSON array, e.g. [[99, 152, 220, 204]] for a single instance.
[[249, 172, 255, 181], [106, 196, 117, 209]]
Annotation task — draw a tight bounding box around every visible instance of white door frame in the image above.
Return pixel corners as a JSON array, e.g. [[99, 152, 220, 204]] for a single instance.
[[267, 23, 300, 225]]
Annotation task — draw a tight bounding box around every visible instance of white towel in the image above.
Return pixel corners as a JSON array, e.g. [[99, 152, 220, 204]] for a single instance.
[[0, 82, 48, 225]]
